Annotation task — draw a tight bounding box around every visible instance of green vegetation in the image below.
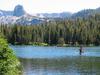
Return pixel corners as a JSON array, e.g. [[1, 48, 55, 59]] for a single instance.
[[0, 14, 100, 46], [31, 42, 48, 46], [0, 34, 21, 75], [57, 37, 65, 46]]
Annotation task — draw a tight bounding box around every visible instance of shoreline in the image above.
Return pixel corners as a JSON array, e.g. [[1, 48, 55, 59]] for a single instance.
[[9, 43, 100, 47]]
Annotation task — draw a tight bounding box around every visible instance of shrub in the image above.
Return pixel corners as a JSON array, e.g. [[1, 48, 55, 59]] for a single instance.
[[0, 35, 21, 75]]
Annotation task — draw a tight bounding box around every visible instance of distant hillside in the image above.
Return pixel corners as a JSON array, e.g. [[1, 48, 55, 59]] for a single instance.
[[72, 7, 100, 18], [36, 12, 72, 18]]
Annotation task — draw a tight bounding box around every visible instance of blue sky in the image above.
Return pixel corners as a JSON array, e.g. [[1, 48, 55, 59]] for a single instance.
[[0, 0, 100, 14]]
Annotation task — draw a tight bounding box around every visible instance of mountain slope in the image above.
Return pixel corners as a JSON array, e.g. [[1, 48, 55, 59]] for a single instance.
[[0, 10, 13, 16], [0, 5, 44, 25], [72, 7, 100, 18]]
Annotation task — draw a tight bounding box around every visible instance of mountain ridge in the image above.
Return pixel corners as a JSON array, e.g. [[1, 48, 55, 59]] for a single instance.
[[0, 5, 100, 25]]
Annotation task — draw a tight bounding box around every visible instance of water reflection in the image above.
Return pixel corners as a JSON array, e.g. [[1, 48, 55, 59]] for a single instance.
[[19, 56, 100, 75]]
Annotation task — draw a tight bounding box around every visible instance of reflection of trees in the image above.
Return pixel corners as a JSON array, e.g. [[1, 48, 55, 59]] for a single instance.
[[20, 57, 100, 75]]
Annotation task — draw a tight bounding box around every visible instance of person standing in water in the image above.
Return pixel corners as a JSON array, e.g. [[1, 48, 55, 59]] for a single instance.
[[79, 45, 83, 55]]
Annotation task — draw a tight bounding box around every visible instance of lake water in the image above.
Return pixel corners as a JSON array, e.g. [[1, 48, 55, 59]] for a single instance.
[[11, 46, 100, 75]]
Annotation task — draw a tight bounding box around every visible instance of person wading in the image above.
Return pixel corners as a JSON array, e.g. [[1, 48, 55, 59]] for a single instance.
[[79, 45, 83, 55]]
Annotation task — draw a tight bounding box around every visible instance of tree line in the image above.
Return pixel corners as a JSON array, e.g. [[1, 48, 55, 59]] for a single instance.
[[0, 14, 100, 46]]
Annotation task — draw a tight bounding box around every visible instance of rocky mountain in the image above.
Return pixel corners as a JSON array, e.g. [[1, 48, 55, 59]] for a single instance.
[[0, 5, 45, 25], [15, 14, 44, 25], [13, 5, 26, 17]]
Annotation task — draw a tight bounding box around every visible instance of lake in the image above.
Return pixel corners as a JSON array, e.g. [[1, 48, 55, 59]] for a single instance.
[[10, 46, 100, 75]]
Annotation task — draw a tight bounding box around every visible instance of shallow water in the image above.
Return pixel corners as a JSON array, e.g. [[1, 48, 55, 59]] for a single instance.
[[11, 46, 100, 75]]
